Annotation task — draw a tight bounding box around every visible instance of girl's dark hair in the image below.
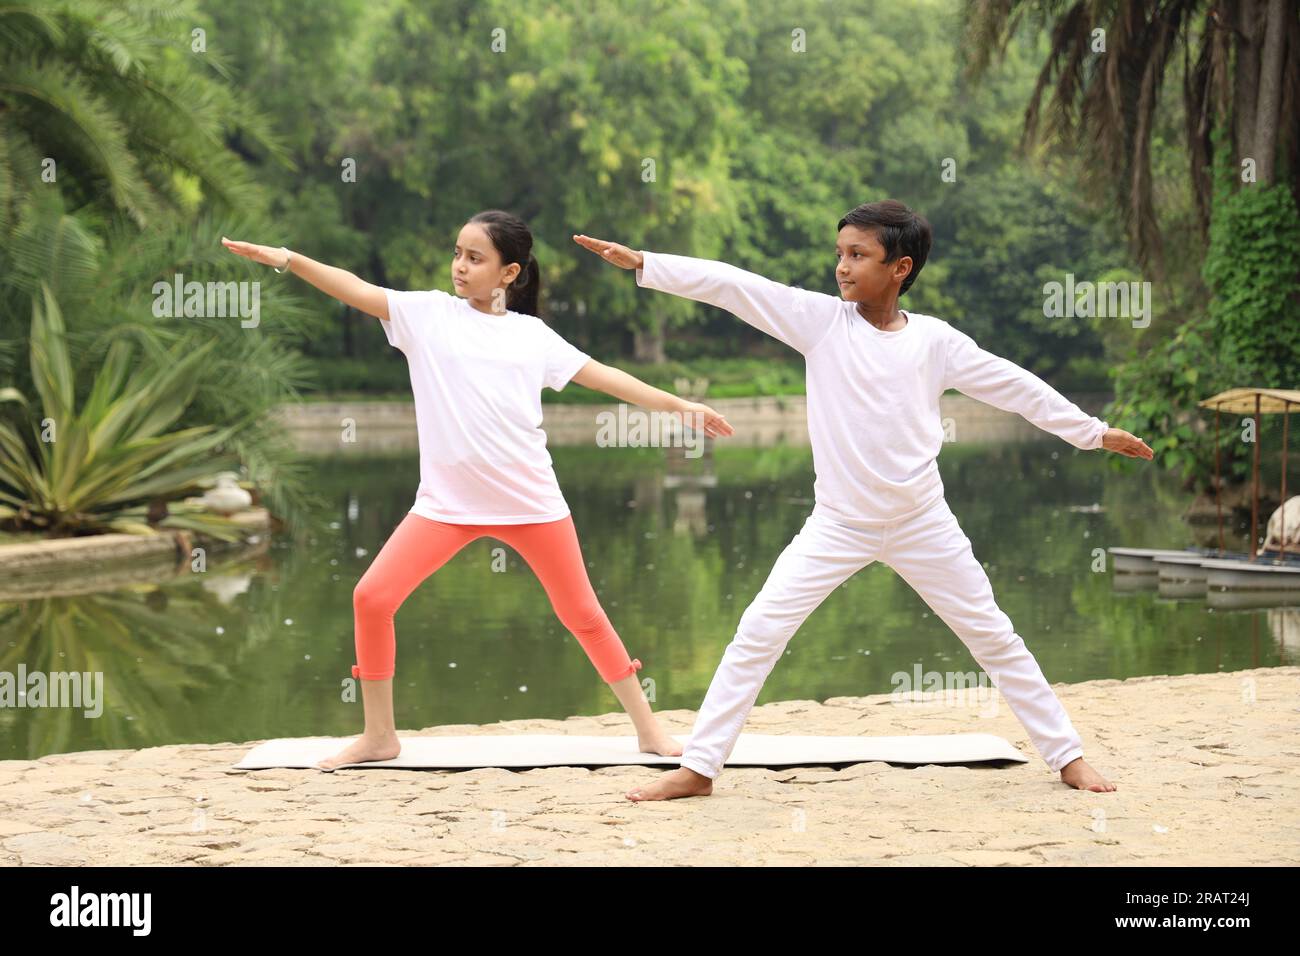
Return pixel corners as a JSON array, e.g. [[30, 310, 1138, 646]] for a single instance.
[[837, 199, 932, 296], [467, 209, 541, 316]]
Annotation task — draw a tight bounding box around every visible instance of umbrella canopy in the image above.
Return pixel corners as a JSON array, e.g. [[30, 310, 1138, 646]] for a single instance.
[[1198, 388, 1297, 561], [1197, 388, 1300, 413]]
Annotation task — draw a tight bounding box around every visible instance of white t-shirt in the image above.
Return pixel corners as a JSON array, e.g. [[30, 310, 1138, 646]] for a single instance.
[[635, 251, 1109, 525], [381, 288, 591, 524]]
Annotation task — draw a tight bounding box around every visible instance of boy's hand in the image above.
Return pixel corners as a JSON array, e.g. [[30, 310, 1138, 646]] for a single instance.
[[678, 401, 735, 439], [573, 234, 644, 270], [1101, 427, 1154, 459], [221, 237, 288, 268]]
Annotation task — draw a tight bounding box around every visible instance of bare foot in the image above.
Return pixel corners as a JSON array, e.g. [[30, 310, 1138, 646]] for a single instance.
[[626, 767, 713, 801], [638, 732, 684, 757], [315, 733, 401, 772], [1059, 757, 1116, 792]]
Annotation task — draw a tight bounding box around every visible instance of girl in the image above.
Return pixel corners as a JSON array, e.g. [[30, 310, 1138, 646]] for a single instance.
[[222, 210, 733, 770]]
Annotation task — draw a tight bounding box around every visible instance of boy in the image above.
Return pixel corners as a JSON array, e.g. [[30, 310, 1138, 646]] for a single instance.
[[574, 199, 1153, 801]]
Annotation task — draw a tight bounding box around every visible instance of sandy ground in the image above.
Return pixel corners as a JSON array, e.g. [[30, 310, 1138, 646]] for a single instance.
[[1, 667, 1297, 866]]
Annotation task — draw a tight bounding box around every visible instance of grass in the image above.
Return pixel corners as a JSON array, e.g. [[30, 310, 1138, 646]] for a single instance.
[[0, 529, 48, 544], [296, 355, 808, 404]]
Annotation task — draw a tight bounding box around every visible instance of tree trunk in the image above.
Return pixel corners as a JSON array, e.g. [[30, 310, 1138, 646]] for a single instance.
[[341, 302, 354, 358], [632, 313, 665, 364], [1254, 0, 1288, 184], [1234, 0, 1262, 163]]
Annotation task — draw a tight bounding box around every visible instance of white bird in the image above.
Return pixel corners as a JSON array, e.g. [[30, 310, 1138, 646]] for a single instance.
[[202, 472, 252, 515]]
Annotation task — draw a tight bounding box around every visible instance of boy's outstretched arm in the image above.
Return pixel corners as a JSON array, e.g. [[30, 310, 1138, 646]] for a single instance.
[[944, 326, 1153, 459], [568, 360, 735, 439], [573, 234, 834, 356]]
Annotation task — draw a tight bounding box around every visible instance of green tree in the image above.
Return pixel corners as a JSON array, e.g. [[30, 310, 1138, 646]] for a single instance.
[[964, 0, 1300, 493], [0, 0, 321, 531]]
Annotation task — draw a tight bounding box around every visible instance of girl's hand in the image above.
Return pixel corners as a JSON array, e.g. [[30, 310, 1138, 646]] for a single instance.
[[1101, 427, 1154, 459], [572, 234, 644, 270], [677, 401, 735, 439], [221, 237, 289, 269]]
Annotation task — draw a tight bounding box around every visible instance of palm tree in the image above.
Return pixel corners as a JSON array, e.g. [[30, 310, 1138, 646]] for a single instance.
[[963, 0, 1298, 277], [0, 0, 285, 228], [0, 1, 322, 531]]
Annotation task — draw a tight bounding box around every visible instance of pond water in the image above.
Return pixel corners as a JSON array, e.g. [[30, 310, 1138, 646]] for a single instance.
[[2, 430, 1292, 761]]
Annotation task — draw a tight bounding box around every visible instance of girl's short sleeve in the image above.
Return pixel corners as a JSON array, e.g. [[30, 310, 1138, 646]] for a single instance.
[[540, 323, 591, 392], [382, 289, 449, 353]]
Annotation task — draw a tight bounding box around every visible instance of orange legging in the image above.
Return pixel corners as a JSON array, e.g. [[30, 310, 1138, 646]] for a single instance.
[[350, 512, 642, 684]]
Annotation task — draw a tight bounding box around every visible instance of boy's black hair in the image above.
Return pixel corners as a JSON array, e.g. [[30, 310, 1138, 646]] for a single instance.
[[837, 199, 932, 296]]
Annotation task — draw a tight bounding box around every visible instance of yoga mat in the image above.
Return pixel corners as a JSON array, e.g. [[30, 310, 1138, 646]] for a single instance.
[[232, 732, 1027, 771]]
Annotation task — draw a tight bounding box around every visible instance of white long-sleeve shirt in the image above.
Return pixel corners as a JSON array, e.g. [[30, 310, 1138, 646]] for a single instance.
[[635, 251, 1109, 525]]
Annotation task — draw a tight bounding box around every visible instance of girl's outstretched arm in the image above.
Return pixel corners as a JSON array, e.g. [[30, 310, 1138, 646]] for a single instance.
[[221, 239, 389, 321], [570, 360, 735, 439]]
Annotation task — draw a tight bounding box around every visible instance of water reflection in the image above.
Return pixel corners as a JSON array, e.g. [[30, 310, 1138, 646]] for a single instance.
[[2, 430, 1293, 760]]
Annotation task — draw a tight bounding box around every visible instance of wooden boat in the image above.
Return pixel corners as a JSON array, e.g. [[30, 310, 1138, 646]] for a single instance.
[[1110, 389, 1300, 594]]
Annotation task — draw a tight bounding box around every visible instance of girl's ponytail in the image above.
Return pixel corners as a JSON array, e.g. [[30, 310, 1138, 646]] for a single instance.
[[509, 252, 540, 317]]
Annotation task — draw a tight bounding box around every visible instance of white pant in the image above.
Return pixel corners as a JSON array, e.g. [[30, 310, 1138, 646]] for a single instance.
[[680, 495, 1085, 778]]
